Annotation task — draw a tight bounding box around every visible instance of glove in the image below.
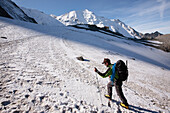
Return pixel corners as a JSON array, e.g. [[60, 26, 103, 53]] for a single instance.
[[94, 67, 98, 72]]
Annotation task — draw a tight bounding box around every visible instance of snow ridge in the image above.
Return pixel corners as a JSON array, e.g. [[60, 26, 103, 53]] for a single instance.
[[22, 7, 63, 27]]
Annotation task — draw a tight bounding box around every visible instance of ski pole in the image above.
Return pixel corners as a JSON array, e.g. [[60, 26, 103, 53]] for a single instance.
[[95, 71, 104, 106]]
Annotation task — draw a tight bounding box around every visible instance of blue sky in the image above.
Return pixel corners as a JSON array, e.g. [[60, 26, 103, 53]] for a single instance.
[[12, 0, 170, 34]]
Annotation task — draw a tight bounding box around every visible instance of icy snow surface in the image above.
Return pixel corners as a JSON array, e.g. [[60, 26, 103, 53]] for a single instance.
[[0, 17, 170, 112]]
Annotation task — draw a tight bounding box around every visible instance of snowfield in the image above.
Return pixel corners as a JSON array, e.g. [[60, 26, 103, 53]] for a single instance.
[[0, 17, 170, 113]]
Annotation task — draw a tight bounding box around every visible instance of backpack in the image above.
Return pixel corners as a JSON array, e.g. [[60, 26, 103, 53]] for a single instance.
[[116, 60, 128, 81]]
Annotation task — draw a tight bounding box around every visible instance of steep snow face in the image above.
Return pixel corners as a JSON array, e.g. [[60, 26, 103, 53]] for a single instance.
[[0, 0, 36, 23], [22, 8, 63, 27], [111, 19, 141, 39], [54, 9, 141, 39]]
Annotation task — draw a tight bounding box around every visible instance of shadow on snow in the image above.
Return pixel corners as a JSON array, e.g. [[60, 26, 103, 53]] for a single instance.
[[111, 99, 159, 113]]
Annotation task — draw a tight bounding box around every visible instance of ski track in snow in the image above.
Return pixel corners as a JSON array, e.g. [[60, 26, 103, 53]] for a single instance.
[[0, 18, 170, 113]]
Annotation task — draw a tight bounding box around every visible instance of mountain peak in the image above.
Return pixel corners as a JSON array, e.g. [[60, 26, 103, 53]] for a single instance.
[[83, 9, 93, 13], [54, 9, 142, 39]]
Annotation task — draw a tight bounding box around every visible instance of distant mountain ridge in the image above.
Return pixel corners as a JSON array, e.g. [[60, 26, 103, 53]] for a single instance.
[[52, 9, 142, 39], [155, 34, 170, 52], [141, 31, 163, 39], [0, 1, 163, 40]]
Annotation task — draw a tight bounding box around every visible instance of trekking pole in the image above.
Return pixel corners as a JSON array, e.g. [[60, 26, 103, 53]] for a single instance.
[[126, 60, 128, 82], [113, 85, 115, 99], [95, 71, 104, 106]]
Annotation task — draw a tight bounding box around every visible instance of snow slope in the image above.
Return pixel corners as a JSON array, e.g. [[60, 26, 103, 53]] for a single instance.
[[0, 17, 170, 112], [53, 9, 141, 39], [22, 7, 63, 27]]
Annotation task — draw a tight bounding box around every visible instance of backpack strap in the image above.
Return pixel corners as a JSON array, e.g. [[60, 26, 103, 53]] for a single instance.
[[110, 63, 116, 82]]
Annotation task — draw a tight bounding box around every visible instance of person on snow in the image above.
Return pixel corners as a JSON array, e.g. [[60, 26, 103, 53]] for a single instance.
[[94, 58, 129, 109]]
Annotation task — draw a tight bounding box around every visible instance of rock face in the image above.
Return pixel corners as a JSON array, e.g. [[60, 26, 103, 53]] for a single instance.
[[0, 5, 13, 19], [0, 0, 37, 23], [155, 34, 170, 52]]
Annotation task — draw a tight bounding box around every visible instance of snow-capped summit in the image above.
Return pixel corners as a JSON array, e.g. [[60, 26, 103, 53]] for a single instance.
[[51, 9, 98, 26], [53, 9, 141, 39]]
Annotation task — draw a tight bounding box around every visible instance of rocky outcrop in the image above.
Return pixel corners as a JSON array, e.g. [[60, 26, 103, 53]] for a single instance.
[[0, 0, 37, 23], [141, 31, 163, 39], [0, 6, 13, 19]]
